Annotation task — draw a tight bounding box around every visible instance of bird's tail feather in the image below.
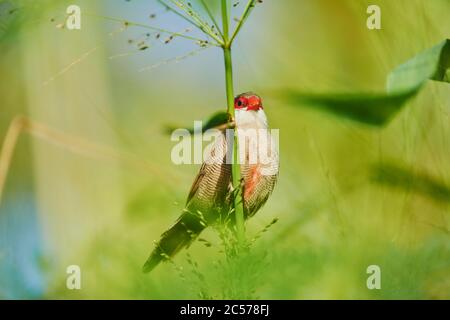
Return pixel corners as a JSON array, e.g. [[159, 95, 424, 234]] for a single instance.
[[142, 211, 206, 273]]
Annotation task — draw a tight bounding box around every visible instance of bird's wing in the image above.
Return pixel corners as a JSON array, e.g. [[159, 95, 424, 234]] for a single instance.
[[241, 131, 279, 217], [242, 166, 278, 217], [185, 131, 231, 211], [186, 163, 206, 205]]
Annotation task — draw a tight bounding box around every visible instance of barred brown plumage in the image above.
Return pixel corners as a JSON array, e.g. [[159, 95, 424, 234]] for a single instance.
[[143, 93, 279, 273]]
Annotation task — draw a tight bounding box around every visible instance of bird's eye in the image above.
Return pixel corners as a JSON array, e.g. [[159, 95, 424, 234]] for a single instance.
[[237, 99, 243, 107]]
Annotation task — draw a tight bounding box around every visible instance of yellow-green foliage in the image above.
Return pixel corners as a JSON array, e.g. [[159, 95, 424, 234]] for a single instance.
[[0, 0, 449, 299]]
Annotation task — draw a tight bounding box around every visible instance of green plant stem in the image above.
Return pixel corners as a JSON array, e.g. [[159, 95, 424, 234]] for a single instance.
[[221, 0, 246, 247], [221, 0, 230, 43], [230, 0, 256, 44], [200, 0, 224, 40]]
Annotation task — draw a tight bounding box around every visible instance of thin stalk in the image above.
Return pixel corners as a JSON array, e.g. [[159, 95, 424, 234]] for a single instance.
[[230, 0, 256, 44], [85, 13, 211, 44], [157, 0, 203, 30], [199, 0, 224, 40], [221, 0, 246, 247], [221, 0, 230, 43], [223, 47, 234, 114], [0, 116, 170, 208], [158, 0, 222, 45], [0, 117, 24, 206], [167, 0, 224, 45]]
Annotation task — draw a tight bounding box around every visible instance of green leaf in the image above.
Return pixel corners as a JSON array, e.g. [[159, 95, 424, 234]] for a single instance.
[[164, 111, 230, 134], [281, 90, 417, 126], [387, 39, 450, 92], [278, 39, 450, 126], [372, 162, 450, 204]]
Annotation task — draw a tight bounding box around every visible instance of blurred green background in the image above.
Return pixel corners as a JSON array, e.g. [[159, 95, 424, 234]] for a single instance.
[[0, 0, 449, 299]]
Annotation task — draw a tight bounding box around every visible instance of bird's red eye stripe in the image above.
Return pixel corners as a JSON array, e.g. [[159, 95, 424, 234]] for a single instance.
[[234, 94, 263, 110]]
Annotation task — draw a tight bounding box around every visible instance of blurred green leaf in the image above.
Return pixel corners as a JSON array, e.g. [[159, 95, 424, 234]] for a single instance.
[[164, 111, 230, 135], [281, 90, 417, 126], [372, 162, 450, 204], [387, 39, 450, 92], [278, 39, 450, 126]]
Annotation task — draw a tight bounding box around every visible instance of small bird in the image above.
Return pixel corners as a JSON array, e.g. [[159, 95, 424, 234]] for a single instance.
[[143, 92, 279, 272]]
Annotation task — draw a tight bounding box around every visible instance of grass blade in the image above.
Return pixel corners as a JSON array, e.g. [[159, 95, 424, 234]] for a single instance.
[[199, 0, 224, 39], [230, 0, 257, 44]]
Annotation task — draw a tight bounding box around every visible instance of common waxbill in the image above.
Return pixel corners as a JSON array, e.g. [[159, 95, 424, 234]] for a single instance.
[[143, 92, 279, 272]]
